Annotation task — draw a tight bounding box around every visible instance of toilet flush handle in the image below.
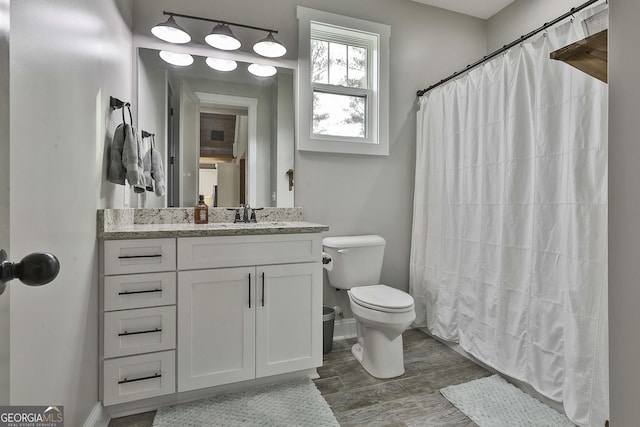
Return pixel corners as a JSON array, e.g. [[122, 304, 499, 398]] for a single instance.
[[337, 249, 349, 254]]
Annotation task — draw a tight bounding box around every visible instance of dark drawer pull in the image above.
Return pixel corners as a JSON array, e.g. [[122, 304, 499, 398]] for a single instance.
[[118, 328, 162, 337], [118, 373, 161, 384], [117, 254, 162, 259], [118, 289, 162, 296]]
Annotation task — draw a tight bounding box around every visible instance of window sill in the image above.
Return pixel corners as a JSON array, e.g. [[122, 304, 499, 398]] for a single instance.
[[298, 136, 388, 156]]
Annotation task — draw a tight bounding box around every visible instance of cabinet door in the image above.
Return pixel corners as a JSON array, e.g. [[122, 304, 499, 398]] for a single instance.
[[177, 267, 255, 392], [255, 262, 322, 378]]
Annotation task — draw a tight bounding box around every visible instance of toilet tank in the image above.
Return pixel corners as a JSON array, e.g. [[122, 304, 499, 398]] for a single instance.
[[322, 235, 386, 289]]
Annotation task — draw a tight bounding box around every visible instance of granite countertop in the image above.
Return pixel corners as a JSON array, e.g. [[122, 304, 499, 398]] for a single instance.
[[97, 208, 329, 239]]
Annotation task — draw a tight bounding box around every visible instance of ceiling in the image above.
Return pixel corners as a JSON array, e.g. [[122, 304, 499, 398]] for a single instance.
[[410, 0, 516, 19]]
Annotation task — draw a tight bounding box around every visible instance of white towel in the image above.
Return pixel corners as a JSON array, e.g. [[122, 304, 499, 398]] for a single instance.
[[150, 146, 166, 197]]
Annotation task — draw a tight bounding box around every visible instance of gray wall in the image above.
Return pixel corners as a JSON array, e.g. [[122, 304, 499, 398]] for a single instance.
[[132, 0, 487, 317], [10, 0, 133, 424], [487, 0, 586, 51], [0, 0, 9, 404], [293, 0, 486, 312], [17, 0, 623, 424], [609, 0, 639, 424], [138, 48, 168, 208]]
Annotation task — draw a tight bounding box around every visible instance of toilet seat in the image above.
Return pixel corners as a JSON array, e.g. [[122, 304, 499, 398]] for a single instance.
[[349, 284, 414, 313]]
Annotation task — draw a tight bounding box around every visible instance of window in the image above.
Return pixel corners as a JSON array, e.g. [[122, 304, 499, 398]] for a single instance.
[[297, 7, 390, 155]]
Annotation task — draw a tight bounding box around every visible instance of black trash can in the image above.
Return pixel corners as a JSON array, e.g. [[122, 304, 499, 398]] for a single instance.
[[323, 306, 335, 354]]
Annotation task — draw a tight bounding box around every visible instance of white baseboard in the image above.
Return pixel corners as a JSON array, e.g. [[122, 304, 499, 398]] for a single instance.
[[333, 318, 357, 340], [82, 402, 110, 427]]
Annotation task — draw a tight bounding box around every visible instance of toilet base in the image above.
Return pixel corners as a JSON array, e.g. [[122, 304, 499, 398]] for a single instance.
[[351, 327, 405, 379]]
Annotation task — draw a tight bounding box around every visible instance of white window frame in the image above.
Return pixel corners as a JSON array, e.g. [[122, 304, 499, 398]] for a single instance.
[[297, 6, 390, 156]]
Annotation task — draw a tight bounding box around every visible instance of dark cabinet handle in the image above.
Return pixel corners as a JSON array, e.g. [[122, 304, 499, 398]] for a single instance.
[[117, 254, 162, 259], [248, 273, 251, 308], [118, 373, 161, 384], [0, 249, 60, 295], [118, 289, 162, 296], [261, 272, 265, 307], [118, 328, 161, 337]]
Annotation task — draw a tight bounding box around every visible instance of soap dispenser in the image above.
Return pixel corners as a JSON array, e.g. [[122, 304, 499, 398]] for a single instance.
[[194, 195, 208, 224]]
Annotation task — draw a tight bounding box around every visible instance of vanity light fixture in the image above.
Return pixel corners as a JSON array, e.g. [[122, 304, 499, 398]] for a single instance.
[[159, 50, 194, 67], [205, 24, 241, 51], [253, 32, 287, 58], [248, 63, 277, 77], [151, 15, 191, 44], [205, 57, 238, 72], [152, 11, 287, 58]]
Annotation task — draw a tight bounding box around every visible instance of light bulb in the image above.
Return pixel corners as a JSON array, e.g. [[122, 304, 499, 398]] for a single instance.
[[248, 63, 277, 77], [206, 57, 238, 72], [159, 51, 194, 67]]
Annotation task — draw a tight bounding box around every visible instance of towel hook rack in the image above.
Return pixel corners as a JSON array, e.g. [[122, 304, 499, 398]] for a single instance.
[[109, 96, 130, 110], [110, 96, 133, 124]]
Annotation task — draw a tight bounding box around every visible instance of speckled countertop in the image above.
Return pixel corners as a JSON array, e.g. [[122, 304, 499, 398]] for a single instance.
[[97, 208, 329, 239]]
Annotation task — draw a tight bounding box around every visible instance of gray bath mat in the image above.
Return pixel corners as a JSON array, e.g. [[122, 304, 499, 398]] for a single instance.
[[152, 378, 339, 427], [440, 374, 575, 426]]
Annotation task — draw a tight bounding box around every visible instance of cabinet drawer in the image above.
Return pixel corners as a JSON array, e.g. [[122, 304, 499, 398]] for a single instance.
[[104, 239, 176, 275], [103, 350, 175, 406], [104, 272, 176, 311], [104, 306, 176, 358], [177, 234, 322, 270]]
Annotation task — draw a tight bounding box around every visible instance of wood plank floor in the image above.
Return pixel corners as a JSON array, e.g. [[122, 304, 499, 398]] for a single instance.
[[314, 328, 490, 426], [109, 328, 490, 426]]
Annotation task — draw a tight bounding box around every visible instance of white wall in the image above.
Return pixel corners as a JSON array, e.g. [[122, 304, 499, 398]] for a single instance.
[[10, 0, 132, 425], [608, 0, 639, 424]]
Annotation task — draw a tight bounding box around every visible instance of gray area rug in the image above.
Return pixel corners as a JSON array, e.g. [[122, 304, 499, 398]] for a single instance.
[[152, 378, 339, 427], [440, 374, 575, 427]]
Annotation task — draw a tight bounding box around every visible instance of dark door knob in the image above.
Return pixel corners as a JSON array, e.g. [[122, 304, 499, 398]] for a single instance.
[[0, 249, 60, 294]]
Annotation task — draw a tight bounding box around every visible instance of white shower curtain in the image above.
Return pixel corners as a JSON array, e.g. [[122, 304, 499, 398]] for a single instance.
[[410, 6, 608, 427]]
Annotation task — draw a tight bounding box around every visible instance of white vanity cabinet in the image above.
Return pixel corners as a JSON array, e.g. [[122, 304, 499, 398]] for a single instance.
[[100, 230, 324, 407], [101, 238, 177, 406], [176, 234, 323, 392]]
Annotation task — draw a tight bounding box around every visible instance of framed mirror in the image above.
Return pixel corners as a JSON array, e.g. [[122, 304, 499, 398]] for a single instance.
[[137, 47, 295, 208]]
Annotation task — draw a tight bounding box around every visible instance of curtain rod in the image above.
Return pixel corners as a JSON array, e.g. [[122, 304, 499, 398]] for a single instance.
[[416, 0, 603, 97]]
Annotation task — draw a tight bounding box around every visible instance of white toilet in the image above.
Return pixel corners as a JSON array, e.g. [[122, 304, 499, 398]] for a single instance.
[[322, 235, 416, 379]]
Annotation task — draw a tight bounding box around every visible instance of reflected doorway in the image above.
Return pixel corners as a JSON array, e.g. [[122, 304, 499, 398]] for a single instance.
[[198, 109, 248, 207]]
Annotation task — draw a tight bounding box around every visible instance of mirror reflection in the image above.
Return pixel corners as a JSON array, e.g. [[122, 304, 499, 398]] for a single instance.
[[137, 47, 295, 208]]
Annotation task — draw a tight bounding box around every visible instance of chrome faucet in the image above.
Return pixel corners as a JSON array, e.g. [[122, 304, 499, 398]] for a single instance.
[[242, 204, 251, 223], [227, 205, 244, 223], [228, 204, 264, 223]]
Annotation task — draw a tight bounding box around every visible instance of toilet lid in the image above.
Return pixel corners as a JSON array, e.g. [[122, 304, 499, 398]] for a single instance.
[[349, 284, 414, 311]]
